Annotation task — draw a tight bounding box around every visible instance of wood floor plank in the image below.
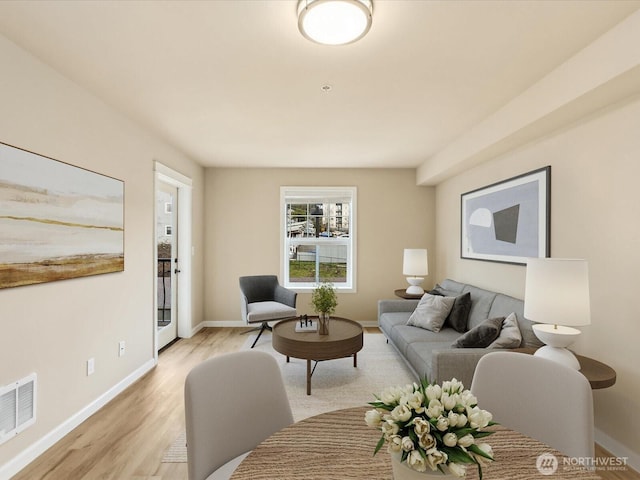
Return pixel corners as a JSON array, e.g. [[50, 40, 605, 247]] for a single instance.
[[10, 327, 640, 480]]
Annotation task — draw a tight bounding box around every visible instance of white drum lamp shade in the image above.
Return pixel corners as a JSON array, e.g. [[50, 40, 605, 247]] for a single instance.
[[524, 258, 591, 370], [403, 249, 428, 295]]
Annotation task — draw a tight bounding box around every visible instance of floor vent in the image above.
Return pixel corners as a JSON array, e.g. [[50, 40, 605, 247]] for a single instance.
[[0, 373, 37, 445]]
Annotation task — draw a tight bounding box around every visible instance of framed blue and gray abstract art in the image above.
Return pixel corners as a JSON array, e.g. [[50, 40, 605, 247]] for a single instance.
[[461, 166, 550, 265]]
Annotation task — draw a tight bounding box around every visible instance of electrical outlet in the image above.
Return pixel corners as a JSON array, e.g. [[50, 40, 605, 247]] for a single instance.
[[87, 358, 95, 376], [119, 341, 126, 357]]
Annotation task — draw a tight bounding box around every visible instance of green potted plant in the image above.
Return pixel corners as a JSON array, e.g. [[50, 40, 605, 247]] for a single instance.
[[311, 282, 337, 334]]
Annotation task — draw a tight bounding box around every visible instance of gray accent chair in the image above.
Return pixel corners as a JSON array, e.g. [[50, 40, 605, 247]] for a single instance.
[[239, 275, 297, 348], [184, 350, 294, 480]]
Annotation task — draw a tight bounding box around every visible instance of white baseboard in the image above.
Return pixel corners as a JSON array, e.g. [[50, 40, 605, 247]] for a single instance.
[[199, 320, 379, 328], [595, 427, 640, 473], [0, 358, 156, 479], [201, 320, 246, 327], [186, 321, 206, 337]]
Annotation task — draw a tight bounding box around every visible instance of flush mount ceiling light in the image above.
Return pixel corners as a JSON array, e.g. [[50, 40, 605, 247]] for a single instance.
[[297, 0, 373, 46]]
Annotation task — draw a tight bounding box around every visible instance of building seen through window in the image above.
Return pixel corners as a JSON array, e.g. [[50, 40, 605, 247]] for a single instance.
[[281, 187, 356, 291]]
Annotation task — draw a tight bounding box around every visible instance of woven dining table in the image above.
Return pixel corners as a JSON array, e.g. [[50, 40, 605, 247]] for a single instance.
[[230, 406, 601, 480]]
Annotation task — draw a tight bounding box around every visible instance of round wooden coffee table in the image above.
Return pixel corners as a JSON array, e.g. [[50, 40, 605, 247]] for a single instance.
[[272, 316, 363, 395]]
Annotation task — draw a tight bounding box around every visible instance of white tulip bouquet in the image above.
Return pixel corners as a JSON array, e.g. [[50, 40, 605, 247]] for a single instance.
[[365, 378, 496, 478]]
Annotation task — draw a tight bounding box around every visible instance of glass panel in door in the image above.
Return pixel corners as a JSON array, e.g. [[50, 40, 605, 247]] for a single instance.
[[157, 182, 178, 349]]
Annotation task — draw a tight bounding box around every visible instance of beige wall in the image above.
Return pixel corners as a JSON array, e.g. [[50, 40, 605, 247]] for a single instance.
[[435, 96, 640, 463], [204, 168, 434, 323], [0, 35, 204, 470]]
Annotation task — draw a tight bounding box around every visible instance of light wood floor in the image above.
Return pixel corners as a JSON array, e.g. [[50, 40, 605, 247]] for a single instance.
[[12, 328, 639, 480]]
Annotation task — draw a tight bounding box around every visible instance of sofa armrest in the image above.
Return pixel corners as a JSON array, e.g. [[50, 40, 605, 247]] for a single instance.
[[378, 299, 419, 317], [431, 348, 493, 388]]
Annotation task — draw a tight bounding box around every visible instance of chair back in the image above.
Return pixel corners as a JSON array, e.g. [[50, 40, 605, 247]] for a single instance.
[[239, 275, 279, 303], [184, 350, 294, 480], [470, 351, 594, 459]]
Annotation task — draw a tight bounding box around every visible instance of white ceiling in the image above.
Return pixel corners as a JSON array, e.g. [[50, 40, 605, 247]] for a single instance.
[[0, 0, 638, 169]]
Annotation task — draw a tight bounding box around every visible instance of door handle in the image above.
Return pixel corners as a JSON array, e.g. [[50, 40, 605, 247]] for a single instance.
[[174, 268, 181, 274]]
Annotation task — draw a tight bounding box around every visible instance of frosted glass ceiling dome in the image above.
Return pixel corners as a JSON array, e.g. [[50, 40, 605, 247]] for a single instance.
[[297, 0, 373, 46]]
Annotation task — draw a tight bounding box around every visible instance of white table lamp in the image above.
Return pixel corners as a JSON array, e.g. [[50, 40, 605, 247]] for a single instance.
[[524, 258, 591, 370], [403, 249, 428, 295]]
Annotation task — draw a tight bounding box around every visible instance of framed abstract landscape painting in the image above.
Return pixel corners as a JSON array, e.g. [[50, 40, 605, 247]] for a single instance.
[[461, 166, 550, 265], [0, 142, 124, 289]]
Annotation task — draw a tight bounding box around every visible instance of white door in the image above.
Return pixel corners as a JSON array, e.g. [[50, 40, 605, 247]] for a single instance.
[[157, 181, 179, 350]]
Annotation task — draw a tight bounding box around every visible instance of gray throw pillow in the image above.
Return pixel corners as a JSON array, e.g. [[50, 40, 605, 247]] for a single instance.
[[428, 289, 471, 333], [452, 316, 504, 348], [407, 294, 456, 332], [488, 312, 522, 349]]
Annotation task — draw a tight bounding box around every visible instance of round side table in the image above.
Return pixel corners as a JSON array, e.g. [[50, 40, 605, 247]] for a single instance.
[[394, 289, 423, 299], [512, 347, 616, 389]]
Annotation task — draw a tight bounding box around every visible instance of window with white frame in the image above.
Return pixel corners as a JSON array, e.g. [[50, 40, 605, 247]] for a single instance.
[[281, 186, 356, 291]]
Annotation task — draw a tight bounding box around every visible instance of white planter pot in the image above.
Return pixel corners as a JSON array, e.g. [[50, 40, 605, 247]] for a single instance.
[[390, 452, 452, 479]]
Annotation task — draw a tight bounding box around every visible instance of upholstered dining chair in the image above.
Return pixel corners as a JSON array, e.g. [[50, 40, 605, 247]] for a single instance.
[[470, 351, 594, 459], [239, 275, 297, 348], [184, 350, 294, 480]]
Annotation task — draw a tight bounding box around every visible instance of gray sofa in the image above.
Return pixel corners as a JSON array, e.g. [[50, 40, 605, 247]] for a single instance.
[[378, 279, 543, 387]]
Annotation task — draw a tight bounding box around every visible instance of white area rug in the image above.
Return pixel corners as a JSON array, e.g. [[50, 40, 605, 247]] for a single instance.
[[161, 332, 415, 463], [250, 331, 416, 421]]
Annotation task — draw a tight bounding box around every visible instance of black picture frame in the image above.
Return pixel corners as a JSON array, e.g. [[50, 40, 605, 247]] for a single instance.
[[460, 166, 550, 265]]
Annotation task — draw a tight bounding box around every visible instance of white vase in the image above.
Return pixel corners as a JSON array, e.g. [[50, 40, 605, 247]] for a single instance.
[[390, 452, 452, 479]]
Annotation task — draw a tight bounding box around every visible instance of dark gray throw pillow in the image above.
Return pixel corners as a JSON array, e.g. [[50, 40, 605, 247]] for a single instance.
[[452, 316, 504, 348], [445, 292, 471, 333], [428, 285, 459, 297], [428, 289, 471, 333]]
